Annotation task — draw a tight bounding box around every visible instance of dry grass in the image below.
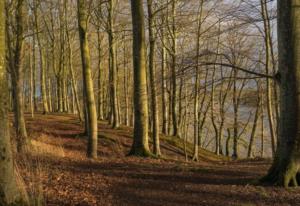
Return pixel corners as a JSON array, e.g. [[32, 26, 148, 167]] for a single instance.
[[31, 135, 65, 158], [15, 133, 67, 206], [17, 146, 45, 205]]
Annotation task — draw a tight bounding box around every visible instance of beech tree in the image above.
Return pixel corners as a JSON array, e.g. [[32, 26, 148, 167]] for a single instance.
[[0, 0, 23, 203], [77, 0, 98, 159], [128, 0, 151, 156], [33, 0, 49, 114], [6, 0, 28, 152], [261, 0, 300, 187], [147, 0, 161, 156]]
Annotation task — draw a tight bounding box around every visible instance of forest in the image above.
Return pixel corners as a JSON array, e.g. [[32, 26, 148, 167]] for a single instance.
[[1, 0, 300, 205]]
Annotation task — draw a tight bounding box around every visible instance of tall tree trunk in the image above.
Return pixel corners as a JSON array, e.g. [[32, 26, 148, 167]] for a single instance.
[[261, 0, 300, 187], [193, 0, 203, 161], [97, 29, 104, 120], [108, 0, 119, 129], [29, 42, 34, 117], [0, 1, 23, 203], [32, 30, 38, 112], [261, 0, 277, 156], [193, 66, 210, 161], [66, 17, 82, 121], [161, 17, 168, 135], [170, 0, 179, 138], [77, 0, 98, 159], [10, 0, 28, 152], [128, 0, 151, 156], [247, 82, 261, 158], [261, 94, 265, 158], [33, 0, 49, 114], [147, 0, 161, 156], [232, 68, 238, 159], [40, 39, 49, 114], [212, 22, 221, 155], [123, 33, 129, 126]]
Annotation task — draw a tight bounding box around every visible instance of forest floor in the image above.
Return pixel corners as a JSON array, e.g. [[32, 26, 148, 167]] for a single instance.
[[14, 113, 300, 206]]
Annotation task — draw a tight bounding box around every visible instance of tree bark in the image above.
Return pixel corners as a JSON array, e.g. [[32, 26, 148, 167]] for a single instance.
[[0, 1, 23, 203], [33, 0, 49, 114], [247, 82, 261, 158], [97, 29, 104, 120], [107, 0, 119, 129], [128, 0, 151, 156], [77, 0, 98, 159], [147, 0, 161, 156], [170, 0, 179, 138], [261, 0, 300, 187], [261, 0, 277, 156], [161, 16, 168, 135], [9, 0, 28, 152]]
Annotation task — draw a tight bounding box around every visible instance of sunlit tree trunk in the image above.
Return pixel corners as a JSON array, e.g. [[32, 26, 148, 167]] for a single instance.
[[193, 0, 203, 161], [128, 0, 151, 156], [77, 0, 98, 159], [66, 22, 82, 121], [0, 1, 23, 203], [107, 0, 119, 129], [9, 0, 28, 152], [97, 29, 104, 120], [261, 0, 277, 156]]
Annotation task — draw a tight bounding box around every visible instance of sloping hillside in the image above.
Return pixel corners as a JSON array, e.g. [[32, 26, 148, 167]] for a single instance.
[[14, 113, 298, 206]]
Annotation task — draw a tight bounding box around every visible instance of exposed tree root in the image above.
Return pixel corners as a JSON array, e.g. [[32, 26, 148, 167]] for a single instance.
[[260, 161, 300, 188], [192, 155, 198, 162], [127, 147, 154, 158]]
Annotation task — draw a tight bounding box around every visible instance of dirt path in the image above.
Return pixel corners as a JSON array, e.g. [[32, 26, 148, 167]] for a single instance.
[[18, 114, 300, 206]]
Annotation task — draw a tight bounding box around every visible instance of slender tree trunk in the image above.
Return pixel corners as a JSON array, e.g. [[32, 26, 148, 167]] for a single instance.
[[66, 24, 82, 121], [247, 82, 261, 158], [193, 62, 210, 161], [32, 32, 38, 112], [211, 66, 219, 155], [232, 68, 238, 159], [40, 42, 49, 114], [107, 0, 119, 129], [47, 70, 53, 112], [29, 42, 34, 117], [261, 0, 277, 156], [123, 33, 129, 126], [147, 0, 161, 156], [170, 0, 179, 137], [261, 93, 265, 158], [10, 0, 28, 152], [226, 128, 231, 156], [97, 29, 104, 120], [33, 0, 49, 114], [77, 0, 98, 159], [161, 18, 168, 135]]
